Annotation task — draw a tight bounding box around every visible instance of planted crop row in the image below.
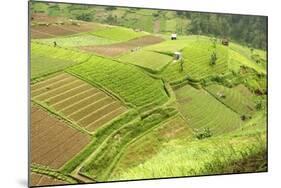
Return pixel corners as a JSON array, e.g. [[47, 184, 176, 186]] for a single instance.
[[31, 42, 97, 79], [175, 84, 242, 135], [67, 58, 169, 108], [79, 107, 178, 181], [205, 84, 256, 115]]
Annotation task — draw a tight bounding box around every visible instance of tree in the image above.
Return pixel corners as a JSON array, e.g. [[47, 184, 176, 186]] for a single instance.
[[210, 51, 217, 65]]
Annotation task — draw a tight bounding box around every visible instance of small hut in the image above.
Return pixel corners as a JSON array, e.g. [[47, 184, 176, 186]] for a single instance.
[[174, 52, 182, 60], [171, 33, 177, 40], [222, 38, 229, 46]]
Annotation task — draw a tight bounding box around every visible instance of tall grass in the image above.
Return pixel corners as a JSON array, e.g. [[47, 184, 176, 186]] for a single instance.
[[111, 126, 266, 181]]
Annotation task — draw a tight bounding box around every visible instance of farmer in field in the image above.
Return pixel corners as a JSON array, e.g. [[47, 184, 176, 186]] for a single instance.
[[53, 41, 57, 47]]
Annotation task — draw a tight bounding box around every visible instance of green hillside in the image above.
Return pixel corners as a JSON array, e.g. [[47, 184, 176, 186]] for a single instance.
[[30, 2, 267, 186]]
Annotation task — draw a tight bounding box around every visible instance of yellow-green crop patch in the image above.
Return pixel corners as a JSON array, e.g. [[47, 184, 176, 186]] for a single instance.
[[90, 26, 148, 41], [31, 42, 95, 79], [33, 34, 118, 47], [229, 49, 266, 74], [175, 84, 242, 135], [111, 120, 266, 180], [67, 58, 169, 108], [118, 50, 173, 72], [161, 39, 229, 82], [205, 84, 256, 116]]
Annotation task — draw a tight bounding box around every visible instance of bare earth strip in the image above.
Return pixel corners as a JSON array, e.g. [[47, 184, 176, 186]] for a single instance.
[[31, 73, 127, 132], [31, 106, 91, 169], [79, 35, 164, 57], [31, 22, 108, 39], [31, 173, 67, 187]]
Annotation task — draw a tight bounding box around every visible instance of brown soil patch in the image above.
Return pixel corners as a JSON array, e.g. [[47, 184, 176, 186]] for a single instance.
[[31, 106, 91, 169], [80, 35, 164, 57], [31, 13, 109, 39], [31, 22, 106, 39], [31, 13, 66, 23], [31, 173, 67, 187], [31, 73, 127, 132]]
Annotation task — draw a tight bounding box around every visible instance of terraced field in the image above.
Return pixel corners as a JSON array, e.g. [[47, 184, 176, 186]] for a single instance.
[[31, 73, 127, 132], [31, 106, 91, 169], [111, 115, 193, 179], [161, 39, 229, 82], [68, 58, 169, 109], [34, 34, 118, 47], [29, 5, 267, 186], [118, 50, 173, 72], [205, 84, 256, 115], [91, 26, 148, 41], [31, 42, 95, 79], [31, 22, 107, 39], [175, 84, 242, 134]]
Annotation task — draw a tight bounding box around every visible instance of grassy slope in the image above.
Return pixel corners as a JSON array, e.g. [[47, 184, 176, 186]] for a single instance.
[[31, 42, 95, 79], [118, 50, 173, 72], [161, 38, 228, 82], [205, 84, 256, 116], [175, 84, 242, 135], [91, 26, 148, 41], [67, 58, 169, 108], [110, 115, 193, 179], [111, 112, 266, 181], [79, 107, 178, 181]]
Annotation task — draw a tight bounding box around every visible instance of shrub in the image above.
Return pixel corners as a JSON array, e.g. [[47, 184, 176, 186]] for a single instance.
[[195, 128, 212, 140], [76, 13, 93, 21]]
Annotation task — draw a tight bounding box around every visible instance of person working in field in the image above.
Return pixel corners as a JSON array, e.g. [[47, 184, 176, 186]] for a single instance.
[[53, 41, 57, 47]]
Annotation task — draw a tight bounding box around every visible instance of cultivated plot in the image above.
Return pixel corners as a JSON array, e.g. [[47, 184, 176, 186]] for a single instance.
[[175, 84, 242, 134], [67, 58, 169, 109], [31, 73, 127, 132], [31, 173, 67, 187], [31, 42, 94, 79], [31, 106, 91, 169], [80, 35, 164, 57], [118, 50, 173, 72]]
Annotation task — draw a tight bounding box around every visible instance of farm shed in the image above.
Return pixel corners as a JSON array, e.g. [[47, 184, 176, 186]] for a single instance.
[[171, 33, 177, 40]]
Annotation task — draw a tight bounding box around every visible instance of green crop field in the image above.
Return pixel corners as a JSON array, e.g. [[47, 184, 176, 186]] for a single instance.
[[161, 38, 229, 82], [34, 34, 118, 47], [31, 42, 94, 79], [67, 58, 169, 108], [205, 84, 256, 116], [29, 2, 267, 187], [90, 26, 148, 41], [118, 50, 173, 72], [175, 84, 242, 135]]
